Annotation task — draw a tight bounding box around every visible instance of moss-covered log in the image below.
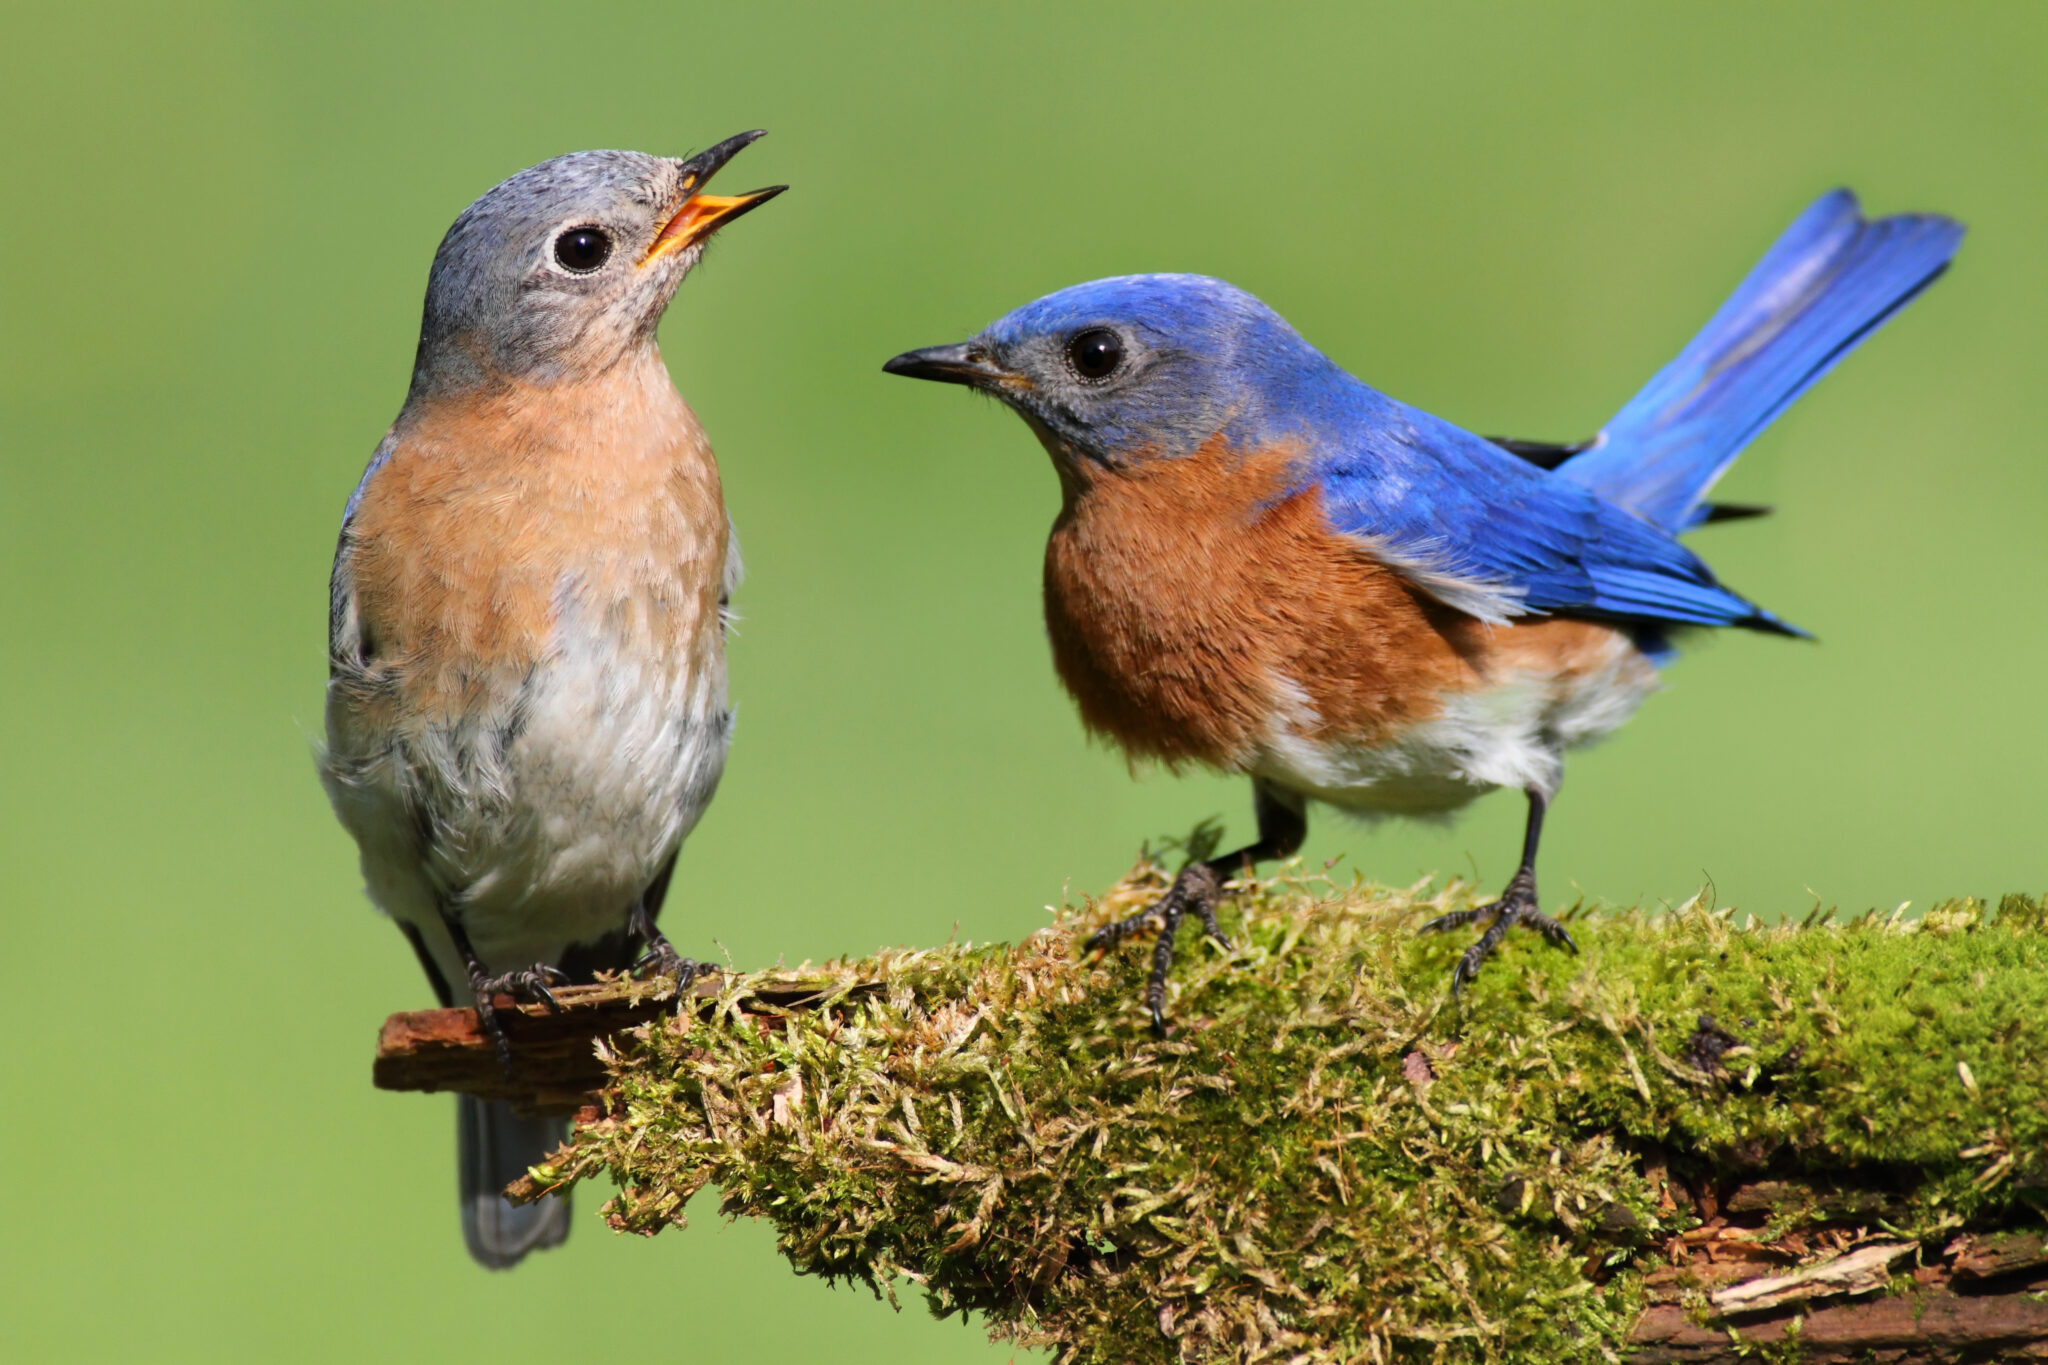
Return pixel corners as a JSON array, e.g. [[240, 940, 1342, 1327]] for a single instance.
[[377, 866, 2048, 1363]]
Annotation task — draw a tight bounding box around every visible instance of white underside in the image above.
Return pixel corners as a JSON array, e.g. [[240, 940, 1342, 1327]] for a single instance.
[[322, 603, 731, 997], [1247, 640, 1659, 818]]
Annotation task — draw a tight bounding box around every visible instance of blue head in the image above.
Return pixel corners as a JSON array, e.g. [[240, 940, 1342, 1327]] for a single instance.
[[884, 275, 1349, 473]]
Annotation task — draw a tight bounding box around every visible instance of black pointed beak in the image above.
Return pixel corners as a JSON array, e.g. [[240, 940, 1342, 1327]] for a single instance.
[[882, 342, 1009, 388], [648, 131, 786, 261], [675, 129, 769, 188]]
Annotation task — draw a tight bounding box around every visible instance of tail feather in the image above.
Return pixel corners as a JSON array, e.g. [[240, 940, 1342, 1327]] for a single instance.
[[458, 1095, 571, 1269], [1559, 190, 1963, 531]]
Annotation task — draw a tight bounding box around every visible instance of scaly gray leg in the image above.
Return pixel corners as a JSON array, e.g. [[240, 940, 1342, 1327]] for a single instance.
[[437, 907, 566, 1072], [1418, 788, 1576, 993]]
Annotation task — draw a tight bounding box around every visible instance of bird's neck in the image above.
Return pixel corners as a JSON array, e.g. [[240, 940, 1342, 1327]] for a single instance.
[[399, 344, 698, 457]]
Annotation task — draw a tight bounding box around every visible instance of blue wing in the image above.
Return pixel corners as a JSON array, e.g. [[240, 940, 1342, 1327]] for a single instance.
[[1295, 387, 1802, 637], [1295, 190, 1963, 639]]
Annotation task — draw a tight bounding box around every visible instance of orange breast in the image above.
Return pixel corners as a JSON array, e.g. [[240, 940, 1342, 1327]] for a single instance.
[[343, 356, 727, 716], [1040, 439, 1630, 770]]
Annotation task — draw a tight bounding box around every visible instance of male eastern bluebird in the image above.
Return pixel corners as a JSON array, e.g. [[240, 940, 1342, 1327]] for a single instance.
[[319, 132, 783, 1266], [886, 190, 1961, 1032]]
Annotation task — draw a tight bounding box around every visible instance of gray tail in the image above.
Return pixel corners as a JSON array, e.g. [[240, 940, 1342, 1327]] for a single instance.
[[458, 1095, 571, 1269]]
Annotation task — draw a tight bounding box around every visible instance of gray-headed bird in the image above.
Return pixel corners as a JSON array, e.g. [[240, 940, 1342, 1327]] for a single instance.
[[320, 132, 782, 1267]]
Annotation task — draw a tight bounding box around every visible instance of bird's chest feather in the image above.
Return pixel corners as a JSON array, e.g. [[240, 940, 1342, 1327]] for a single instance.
[[343, 365, 728, 710], [1037, 441, 1658, 802], [1040, 442, 1474, 770]]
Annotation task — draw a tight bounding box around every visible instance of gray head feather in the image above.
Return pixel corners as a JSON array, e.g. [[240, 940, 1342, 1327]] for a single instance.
[[406, 139, 778, 397]]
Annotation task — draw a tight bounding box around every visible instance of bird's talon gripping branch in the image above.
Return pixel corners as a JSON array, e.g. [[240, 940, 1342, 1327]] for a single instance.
[[1435, 876, 1580, 997], [463, 963, 568, 1074], [1417, 906, 1488, 935], [473, 963, 571, 1011], [1088, 862, 1245, 1035], [1193, 889, 1232, 951], [628, 896, 716, 989], [1077, 791, 1305, 1031], [1415, 796, 1578, 994], [1082, 909, 1160, 955], [634, 941, 715, 990]]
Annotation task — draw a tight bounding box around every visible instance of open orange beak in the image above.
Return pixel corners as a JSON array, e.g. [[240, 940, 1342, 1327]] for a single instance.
[[644, 130, 787, 264]]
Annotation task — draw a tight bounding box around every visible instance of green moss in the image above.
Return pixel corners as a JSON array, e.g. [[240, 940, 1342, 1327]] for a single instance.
[[533, 863, 2048, 1364]]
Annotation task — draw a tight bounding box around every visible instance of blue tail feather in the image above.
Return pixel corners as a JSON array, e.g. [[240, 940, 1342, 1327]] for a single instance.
[[1558, 190, 1963, 533]]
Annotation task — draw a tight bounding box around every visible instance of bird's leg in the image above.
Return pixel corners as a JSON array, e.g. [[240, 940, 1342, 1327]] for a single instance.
[[629, 897, 713, 990], [1086, 783, 1308, 1035], [1418, 788, 1577, 993], [438, 908, 567, 1073]]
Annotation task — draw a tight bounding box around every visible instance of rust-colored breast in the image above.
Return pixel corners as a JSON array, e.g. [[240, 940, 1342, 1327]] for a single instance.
[[1040, 440, 1627, 772], [342, 360, 727, 716]]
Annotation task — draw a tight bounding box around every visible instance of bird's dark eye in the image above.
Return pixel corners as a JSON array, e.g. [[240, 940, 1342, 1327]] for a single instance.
[[1066, 328, 1124, 381], [553, 226, 612, 273]]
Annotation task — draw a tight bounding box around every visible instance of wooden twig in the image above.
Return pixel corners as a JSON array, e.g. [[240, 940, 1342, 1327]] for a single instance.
[[373, 971, 876, 1113], [1629, 1289, 2048, 1363]]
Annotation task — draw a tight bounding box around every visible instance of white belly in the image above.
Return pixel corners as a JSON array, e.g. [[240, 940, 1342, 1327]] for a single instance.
[[322, 612, 731, 992], [1248, 638, 1659, 817]]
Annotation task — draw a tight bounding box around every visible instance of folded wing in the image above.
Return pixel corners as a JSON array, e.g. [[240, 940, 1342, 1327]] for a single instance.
[[1300, 392, 1801, 637]]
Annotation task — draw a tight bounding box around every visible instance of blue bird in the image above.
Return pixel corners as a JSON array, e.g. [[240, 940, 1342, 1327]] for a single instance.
[[884, 190, 1962, 1030]]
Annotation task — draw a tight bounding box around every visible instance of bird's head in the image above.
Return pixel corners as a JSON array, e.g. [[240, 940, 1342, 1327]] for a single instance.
[[410, 132, 784, 395], [883, 274, 1340, 474]]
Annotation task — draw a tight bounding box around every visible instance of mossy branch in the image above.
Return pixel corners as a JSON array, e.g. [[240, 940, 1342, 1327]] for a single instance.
[[375, 866, 2048, 1363]]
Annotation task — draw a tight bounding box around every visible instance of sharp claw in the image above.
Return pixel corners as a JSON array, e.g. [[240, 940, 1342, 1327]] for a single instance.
[[474, 963, 571, 1012], [634, 943, 714, 989], [1086, 858, 1251, 1032], [1432, 885, 1577, 994]]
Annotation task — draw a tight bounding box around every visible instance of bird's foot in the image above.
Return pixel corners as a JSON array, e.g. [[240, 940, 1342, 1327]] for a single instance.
[[633, 933, 715, 991], [1417, 870, 1575, 995], [468, 963, 569, 1073], [473, 962, 569, 1011], [1084, 861, 1233, 1036]]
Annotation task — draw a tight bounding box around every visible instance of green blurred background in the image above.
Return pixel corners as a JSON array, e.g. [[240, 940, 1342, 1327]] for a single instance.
[[4, 2, 2044, 1358]]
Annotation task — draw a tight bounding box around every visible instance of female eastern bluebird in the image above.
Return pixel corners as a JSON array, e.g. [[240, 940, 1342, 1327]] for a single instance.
[[886, 190, 1961, 1033], [319, 133, 783, 1267]]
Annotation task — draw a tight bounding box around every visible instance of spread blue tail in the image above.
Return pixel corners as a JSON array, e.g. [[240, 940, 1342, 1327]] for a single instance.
[[1557, 190, 1963, 532]]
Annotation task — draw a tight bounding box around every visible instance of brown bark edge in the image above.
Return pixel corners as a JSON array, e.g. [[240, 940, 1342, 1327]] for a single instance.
[[372, 972, 874, 1112], [374, 985, 2048, 1363]]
